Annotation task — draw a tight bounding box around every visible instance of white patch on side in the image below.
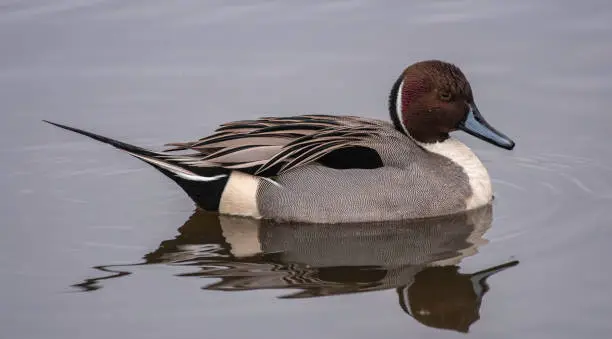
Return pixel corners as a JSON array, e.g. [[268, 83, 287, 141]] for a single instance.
[[395, 79, 410, 135], [418, 138, 492, 210], [219, 171, 262, 218], [128, 152, 227, 182]]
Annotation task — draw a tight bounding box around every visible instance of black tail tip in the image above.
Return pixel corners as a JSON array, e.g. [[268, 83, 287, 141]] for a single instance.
[[43, 120, 69, 129], [43, 120, 92, 137], [44, 120, 76, 128], [42, 119, 152, 156]]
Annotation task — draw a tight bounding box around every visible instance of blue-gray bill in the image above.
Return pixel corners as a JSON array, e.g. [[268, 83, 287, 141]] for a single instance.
[[459, 104, 515, 150]]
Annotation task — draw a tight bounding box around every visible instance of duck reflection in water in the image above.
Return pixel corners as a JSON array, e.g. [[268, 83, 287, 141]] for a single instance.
[[74, 204, 517, 333]]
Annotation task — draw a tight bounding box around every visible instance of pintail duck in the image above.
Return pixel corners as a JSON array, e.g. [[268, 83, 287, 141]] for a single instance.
[[45, 60, 515, 223]]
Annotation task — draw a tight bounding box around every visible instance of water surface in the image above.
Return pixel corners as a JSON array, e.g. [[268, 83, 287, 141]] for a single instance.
[[2, 1, 612, 338]]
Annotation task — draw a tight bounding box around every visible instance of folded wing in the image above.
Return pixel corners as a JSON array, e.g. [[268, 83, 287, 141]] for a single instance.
[[164, 115, 388, 177]]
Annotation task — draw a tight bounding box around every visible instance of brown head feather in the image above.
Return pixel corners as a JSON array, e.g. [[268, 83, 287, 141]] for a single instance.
[[391, 60, 474, 144]]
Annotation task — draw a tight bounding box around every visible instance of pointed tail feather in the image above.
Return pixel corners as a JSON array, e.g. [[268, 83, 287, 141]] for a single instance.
[[43, 120, 229, 211], [43, 120, 158, 157]]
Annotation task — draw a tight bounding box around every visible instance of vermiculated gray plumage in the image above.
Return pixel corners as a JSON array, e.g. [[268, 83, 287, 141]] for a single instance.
[[254, 119, 471, 223]]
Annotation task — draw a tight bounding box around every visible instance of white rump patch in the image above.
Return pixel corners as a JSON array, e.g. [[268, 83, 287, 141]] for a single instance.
[[418, 138, 492, 210], [219, 171, 262, 218]]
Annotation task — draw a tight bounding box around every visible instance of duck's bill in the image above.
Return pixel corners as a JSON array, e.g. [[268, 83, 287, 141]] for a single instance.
[[459, 104, 515, 150]]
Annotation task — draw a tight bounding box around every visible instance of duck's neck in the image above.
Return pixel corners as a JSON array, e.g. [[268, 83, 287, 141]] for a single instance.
[[418, 138, 493, 210]]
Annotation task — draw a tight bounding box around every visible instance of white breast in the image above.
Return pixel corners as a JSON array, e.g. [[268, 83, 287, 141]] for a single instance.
[[418, 138, 492, 210]]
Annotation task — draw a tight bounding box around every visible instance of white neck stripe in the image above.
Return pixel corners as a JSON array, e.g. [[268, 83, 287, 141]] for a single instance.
[[395, 79, 410, 135]]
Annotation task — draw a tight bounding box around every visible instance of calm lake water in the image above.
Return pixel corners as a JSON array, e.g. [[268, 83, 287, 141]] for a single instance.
[[2, 0, 612, 338]]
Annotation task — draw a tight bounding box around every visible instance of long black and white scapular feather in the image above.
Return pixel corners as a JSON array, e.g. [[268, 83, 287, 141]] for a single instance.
[[162, 114, 391, 176]]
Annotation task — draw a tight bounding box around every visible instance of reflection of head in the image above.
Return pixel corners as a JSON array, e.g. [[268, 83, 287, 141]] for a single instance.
[[398, 266, 479, 333], [397, 261, 518, 333]]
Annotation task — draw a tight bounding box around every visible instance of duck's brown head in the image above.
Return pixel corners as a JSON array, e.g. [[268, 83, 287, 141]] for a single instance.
[[389, 60, 515, 150]]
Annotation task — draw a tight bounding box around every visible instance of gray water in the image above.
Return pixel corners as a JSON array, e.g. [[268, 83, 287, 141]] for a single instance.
[[2, 0, 612, 338]]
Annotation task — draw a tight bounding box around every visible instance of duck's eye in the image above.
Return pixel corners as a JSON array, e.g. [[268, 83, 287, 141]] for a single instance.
[[439, 91, 452, 101]]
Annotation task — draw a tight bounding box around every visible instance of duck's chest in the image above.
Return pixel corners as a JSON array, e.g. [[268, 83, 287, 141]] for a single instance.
[[419, 138, 492, 210]]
